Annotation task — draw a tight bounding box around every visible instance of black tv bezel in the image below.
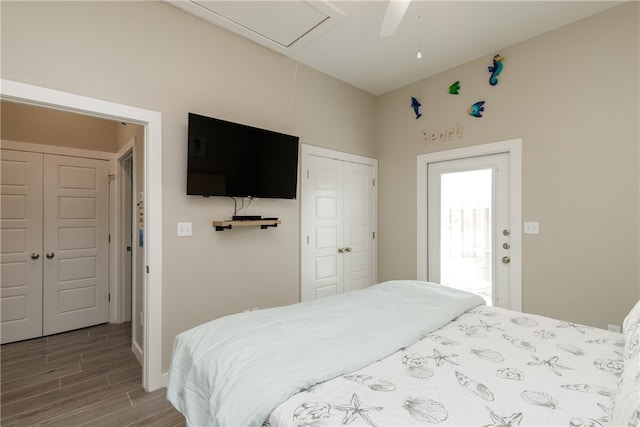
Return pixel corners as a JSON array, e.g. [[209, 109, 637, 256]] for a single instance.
[[186, 113, 299, 199]]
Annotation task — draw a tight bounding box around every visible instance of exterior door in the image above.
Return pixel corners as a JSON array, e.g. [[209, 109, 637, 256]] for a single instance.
[[301, 148, 377, 302], [43, 154, 110, 335], [0, 150, 44, 343], [427, 153, 511, 307]]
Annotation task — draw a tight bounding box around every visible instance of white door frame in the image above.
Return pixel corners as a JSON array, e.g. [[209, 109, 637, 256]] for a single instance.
[[0, 79, 163, 391], [417, 139, 522, 311]]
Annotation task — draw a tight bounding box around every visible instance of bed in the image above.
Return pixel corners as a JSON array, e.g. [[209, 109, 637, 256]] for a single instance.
[[166, 280, 639, 427]]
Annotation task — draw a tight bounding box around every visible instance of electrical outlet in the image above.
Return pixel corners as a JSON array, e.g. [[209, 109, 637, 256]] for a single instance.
[[608, 324, 621, 333]]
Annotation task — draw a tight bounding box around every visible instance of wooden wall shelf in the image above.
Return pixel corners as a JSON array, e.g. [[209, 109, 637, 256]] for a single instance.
[[212, 219, 281, 231]]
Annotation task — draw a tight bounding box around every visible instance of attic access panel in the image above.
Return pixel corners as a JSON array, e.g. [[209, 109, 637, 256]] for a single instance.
[[176, 1, 334, 49]]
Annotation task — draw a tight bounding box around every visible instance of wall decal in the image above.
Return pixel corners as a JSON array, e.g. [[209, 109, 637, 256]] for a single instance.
[[448, 81, 461, 95], [468, 101, 485, 118], [422, 123, 463, 144], [411, 97, 422, 119], [488, 54, 503, 86]]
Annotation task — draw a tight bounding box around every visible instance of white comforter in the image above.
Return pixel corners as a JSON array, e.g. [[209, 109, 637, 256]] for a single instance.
[[166, 281, 484, 426]]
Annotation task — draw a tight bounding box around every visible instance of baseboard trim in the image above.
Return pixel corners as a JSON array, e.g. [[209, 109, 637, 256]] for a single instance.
[[161, 372, 168, 387], [132, 341, 143, 365]]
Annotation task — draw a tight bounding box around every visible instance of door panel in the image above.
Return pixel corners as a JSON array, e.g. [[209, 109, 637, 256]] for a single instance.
[[343, 162, 374, 293], [43, 155, 109, 335], [302, 156, 343, 301], [0, 150, 43, 343]]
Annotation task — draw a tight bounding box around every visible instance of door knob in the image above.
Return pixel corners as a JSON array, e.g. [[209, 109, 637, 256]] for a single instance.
[[31, 252, 40, 260], [502, 256, 511, 264], [338, 248, 345, 253], [46, 252, 55, 259], [344, 247, 352, 253], [502, 229, 510, 236]]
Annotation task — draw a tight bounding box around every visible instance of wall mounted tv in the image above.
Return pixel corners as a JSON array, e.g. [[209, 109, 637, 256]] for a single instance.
[[187, 113, 300, 199]]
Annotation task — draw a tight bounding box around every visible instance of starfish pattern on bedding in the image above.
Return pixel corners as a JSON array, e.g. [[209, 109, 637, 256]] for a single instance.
[[426, 348, 460, 366], [334, 393, 382, 427], [527, 355, 574, 376], [484, 406, 523, 426], [478, 320, 505, 332]]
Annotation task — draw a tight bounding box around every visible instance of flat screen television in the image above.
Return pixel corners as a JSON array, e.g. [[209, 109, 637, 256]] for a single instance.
[[187, 113, 299, 199]]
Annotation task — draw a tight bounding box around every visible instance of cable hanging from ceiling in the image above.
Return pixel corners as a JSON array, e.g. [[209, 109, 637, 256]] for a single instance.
[[416, 2, 423, 60]]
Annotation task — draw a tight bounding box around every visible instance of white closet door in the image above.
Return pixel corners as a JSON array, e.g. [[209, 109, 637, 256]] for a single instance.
[[0, 150, 44, 343], [342, 162, 375, 293], [301, 155, 344, 301], [43, 155, 110, 335], [301, 147, 377, 302]]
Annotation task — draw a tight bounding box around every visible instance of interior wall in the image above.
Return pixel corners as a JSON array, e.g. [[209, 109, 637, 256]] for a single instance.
[[376, 2, 640, 328], [1, 101, 120, 152], [0, 1, 377, 372]]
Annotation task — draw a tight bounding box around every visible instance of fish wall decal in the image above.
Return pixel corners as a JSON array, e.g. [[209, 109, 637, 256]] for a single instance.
[[448, 81, 460, 94], [411, 97, 422, 119], [468, 101, 485, 118]]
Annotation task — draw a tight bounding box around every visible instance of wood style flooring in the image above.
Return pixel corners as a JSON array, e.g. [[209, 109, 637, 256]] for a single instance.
[[0, 322, 186, 427]]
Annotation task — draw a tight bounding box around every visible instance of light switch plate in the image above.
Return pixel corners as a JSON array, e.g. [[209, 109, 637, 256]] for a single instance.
[[524, 221, 539, 234], [177, 222, 192, 237]]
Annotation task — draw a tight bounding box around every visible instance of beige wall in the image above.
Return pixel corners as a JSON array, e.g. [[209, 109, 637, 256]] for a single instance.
[[1, 101, 120, 152], [0, 1, 376, 372], [376, 2, 639, 328]]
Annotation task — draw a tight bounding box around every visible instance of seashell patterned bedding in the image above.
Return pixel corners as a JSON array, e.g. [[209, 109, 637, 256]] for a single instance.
[[267, 302, 640, 427]]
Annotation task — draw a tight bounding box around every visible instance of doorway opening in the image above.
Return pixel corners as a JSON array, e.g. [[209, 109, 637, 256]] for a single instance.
[[1, 79, 164, 391]]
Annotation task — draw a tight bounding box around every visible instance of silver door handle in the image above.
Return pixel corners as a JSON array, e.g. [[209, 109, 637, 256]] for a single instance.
[[337, 248, 345, 253], [46, 252, 55, 259], [502, 256, 511, 264], [31, 252, 40, 260], [344, 247, 352, 253]]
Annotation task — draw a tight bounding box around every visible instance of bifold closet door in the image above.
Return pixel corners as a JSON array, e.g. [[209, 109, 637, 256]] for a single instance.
[[0, 150, 44, 344], [301, 155, 375, 301], [42, 155, 110, 336]]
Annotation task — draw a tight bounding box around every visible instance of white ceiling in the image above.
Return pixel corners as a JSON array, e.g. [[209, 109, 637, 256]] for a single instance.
[[168, 1, 623, 95]]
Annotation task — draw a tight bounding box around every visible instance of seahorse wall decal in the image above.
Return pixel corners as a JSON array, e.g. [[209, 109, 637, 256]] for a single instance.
[[488, 54, 503, 86]]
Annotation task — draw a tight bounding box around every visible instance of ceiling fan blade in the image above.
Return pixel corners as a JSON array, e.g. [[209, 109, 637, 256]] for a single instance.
[[379, 0, 411, 37]]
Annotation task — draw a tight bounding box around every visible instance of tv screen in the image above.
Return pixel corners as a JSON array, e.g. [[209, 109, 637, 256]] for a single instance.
[[187, 113, 299, 199]]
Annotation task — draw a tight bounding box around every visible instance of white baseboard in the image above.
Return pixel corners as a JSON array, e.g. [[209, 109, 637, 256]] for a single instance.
[[161, 372, 169, 387], [132, 341, 143, 365]]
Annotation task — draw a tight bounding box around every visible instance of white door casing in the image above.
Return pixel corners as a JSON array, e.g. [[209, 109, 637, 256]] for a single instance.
[[43, 154, 110, 335], [301, 145, 378, 302], [417, 139, 522, 311], [0, 150, 44, 344], [427, 153, 510, 307]]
